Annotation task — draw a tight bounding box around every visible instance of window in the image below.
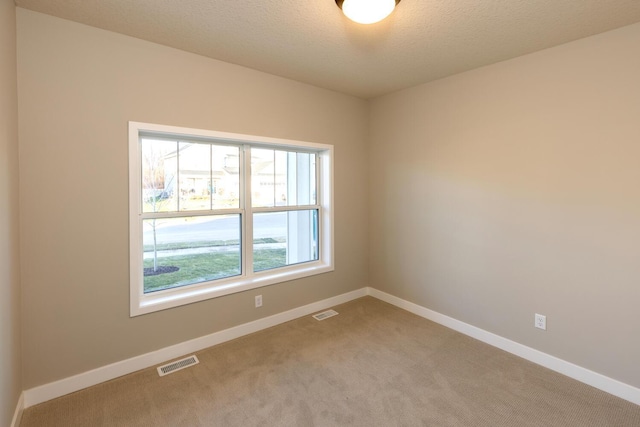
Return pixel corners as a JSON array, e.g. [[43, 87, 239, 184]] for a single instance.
[[129, 122, 333, 316]]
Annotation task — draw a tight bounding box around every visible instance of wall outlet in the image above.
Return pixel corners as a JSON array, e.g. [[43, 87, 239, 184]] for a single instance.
[[255, 295, 263, 308], [534, 313, 546, 330]]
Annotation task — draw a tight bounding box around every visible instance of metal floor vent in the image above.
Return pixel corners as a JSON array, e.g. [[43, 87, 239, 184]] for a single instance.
[[313, 309, 339, 321], [157, 355, 199, 377]]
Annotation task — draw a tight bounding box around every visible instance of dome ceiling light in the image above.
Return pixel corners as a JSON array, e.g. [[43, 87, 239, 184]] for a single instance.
[[335, 0, 401, 25]]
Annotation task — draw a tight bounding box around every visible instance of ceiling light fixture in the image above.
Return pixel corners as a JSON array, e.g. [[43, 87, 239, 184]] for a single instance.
[[335, 0, 401, 25]]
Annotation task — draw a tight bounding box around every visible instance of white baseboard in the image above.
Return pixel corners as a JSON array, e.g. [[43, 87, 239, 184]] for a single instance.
[[22, 286, 640, 409], [23, 288, 367, 408], [11, 392, 24, 427], [367, 287, 640, 406]]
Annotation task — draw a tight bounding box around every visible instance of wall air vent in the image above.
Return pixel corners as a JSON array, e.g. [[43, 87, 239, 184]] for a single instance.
[[313, 309, 339, 321], [157, 355, 199, 377]]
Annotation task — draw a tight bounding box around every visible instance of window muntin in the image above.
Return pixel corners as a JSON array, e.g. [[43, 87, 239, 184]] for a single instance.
[[130, 122, 333, 316]]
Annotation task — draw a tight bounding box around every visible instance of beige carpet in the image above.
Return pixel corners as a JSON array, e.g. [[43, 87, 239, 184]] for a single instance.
[[21, 297, 640, 426]]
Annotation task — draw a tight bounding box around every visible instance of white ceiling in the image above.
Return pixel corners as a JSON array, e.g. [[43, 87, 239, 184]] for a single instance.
[[15, 0, 640, 99]]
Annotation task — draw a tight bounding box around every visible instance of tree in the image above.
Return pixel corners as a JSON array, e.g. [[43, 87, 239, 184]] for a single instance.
[[142, 142, 175, 272]]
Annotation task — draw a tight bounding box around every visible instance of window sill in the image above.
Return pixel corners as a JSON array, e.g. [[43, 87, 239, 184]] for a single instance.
[[130, 262, 334, 317]]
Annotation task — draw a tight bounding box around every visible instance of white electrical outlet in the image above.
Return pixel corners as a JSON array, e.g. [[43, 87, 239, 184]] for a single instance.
[[535, 313, 546, 330], [255, 295, 263, 308]]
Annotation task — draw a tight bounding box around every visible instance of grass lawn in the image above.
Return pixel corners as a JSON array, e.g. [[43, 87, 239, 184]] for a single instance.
[[143, 237, 283, 252], [144, 248, 286, 293]]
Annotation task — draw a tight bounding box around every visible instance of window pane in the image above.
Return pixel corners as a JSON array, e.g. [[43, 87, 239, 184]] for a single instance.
[[141, 139, 178, 213], [251, 149, 317, 208], [309, 153, 317, 205], [251, 148, 275, 208], [294, 152, 315, 206], [286, 152, 297, 205], [275, 150, 288, 206], [212, 145, 240, 209], [253, 210, 318, 272], [143, 215, 241, 293], [178, 142, 211, 211]]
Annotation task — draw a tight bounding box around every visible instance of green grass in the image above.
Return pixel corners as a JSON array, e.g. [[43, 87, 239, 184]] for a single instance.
[[253, 248, 287, 273], [143, 248, 286, 293]]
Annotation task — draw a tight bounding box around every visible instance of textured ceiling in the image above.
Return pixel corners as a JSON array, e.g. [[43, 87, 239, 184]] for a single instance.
[[15, 0, 640, 99]]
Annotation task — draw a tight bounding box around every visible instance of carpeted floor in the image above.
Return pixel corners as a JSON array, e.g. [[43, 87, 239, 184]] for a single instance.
[[21, 297, 640, 426]]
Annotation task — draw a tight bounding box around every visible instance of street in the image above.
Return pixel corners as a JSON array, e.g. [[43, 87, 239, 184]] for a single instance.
[[143, 212, 287, 245]]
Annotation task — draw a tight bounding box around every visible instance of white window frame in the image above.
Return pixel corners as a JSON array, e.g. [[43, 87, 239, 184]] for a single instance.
[[129, 122, 334, 316]]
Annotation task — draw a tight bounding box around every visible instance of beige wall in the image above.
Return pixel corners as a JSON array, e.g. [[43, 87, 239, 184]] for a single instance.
[[0, 0, 22, 424], [15, 4, 640, 397], [17, 9, 369, 389], [370, 23, 640, 388]]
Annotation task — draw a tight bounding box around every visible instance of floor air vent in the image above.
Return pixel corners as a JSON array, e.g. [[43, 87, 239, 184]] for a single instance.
[[313, 309, 339, 321], [157, 355, 199, 377]]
